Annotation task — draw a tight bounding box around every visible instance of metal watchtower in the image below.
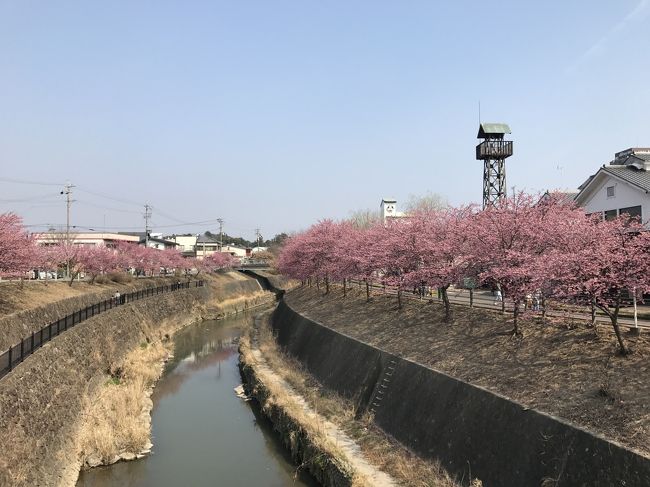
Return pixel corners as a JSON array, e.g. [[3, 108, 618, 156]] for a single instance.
[[476, 123, 513, 208]]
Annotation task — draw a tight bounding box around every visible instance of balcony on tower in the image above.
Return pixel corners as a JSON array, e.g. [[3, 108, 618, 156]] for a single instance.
[[475, 123, 513, 160]]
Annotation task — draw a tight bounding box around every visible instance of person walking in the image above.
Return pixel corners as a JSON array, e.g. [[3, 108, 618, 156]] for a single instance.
[[532, 293, 540, 312], [494, 287, 503, 305]]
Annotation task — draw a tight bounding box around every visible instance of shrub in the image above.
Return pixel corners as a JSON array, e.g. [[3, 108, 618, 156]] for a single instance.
[[108, 271, 133, 284], [94, 275, 110, 284]]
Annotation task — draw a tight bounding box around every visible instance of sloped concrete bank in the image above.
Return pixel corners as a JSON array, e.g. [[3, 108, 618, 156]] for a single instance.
[[271, 298, 650, 487], [0, 273, 273, 487]]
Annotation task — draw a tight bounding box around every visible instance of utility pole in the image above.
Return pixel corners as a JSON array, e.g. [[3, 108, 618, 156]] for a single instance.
[[60, 182, 75, 277], [217, 218, 224, 252], [144, 204, 152, 247], [255, 228, 261, 248]]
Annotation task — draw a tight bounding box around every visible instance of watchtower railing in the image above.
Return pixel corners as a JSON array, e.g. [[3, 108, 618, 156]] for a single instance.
[[476, 140, 513, 160]]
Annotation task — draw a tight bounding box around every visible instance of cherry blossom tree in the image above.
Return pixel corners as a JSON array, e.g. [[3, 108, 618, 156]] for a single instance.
[[542, 216, 650, 354], [277, 232, 314, 284], [464, 193, 554, 334], [277, 191, 650, 349], [0, 213, 35, 279], [369, 218, 428, 309], [410, 206, 475, 320], [206, 251, 238, 271], [77, 246, 121, 283]]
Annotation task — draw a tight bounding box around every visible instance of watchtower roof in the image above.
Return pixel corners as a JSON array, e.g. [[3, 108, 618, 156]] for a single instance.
[[477, 123, 511, 139]]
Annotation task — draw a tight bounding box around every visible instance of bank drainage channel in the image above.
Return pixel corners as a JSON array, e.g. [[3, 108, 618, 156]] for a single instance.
[[246, 342, 396, 486]]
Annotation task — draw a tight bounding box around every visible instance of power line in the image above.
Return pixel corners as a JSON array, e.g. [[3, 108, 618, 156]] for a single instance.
[[75, 187, 144, 207], [0, 193, 62, 203], [75, 199, 142, 214], [0, 177, 65, 186], [57, 218, 225, 231], [152, 206, 189, 224]]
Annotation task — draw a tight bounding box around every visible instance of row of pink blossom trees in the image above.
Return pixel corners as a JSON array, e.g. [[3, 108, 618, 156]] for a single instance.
[[278, 193, 650, 354], [0, 212, 238, 285]]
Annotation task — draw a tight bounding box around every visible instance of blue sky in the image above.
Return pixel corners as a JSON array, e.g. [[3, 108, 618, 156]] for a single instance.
[[1, 1, 649, 240]]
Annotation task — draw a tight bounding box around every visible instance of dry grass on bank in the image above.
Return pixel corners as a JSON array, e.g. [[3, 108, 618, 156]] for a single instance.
[[79, 340, 169, 465], [255, 315, 463, 487]]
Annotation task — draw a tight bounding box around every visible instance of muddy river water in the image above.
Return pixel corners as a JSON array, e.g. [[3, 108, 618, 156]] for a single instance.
[[77, 311, 317, 487]]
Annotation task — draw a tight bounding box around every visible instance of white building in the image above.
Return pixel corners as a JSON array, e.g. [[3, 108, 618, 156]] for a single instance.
[[35, 232, 139, 247], [117, 232, 178, 250], [574, 148, 650, 227], [221, 244, 248, 258], [166, 234, 198, 257], [194, 235, 249, 260], [380, 198, 407, 223]]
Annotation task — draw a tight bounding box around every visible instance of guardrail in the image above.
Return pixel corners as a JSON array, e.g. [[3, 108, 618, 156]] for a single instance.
[[0, 280, 204, 380], [346, 280, 650, 330]]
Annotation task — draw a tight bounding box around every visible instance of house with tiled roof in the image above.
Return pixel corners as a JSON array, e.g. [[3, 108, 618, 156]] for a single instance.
[[575, 148, 650, 227]]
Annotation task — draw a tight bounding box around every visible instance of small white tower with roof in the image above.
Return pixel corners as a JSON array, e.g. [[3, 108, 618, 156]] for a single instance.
[[380, 198, 398, 222]]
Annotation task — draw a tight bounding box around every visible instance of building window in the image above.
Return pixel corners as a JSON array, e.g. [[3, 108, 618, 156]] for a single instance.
[[606, 185, 615, 198], [604, 209, 618, 221], [619, 205, 642, 220]]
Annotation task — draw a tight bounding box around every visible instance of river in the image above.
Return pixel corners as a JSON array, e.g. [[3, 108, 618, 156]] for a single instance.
[[77, 310, 318, 487]]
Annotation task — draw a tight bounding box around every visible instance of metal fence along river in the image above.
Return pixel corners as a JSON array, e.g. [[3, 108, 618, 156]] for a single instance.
[[0, 280, 204, 379]]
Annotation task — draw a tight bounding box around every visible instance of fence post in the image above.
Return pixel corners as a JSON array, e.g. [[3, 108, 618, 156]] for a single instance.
[[31, 331, 35, 353], [8, 346, 12, 371], [20, 339, 24, 362]]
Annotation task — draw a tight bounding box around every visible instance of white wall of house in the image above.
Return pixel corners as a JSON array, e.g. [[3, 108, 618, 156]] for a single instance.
[[222, 245, 247, 258], [581, 175, 650, 225], [169, 235, 197, 252], [35, 233, 139, 247]]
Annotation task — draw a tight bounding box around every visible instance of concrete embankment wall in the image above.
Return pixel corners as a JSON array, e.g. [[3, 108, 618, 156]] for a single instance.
[[0, 273, 269, 487], [271, 298, 650, 487]]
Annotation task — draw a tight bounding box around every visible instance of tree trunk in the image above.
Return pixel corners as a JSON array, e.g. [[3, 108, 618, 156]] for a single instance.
[[541, 296, 547, 323], [343, 278, 347, 297], [512, 302, 521, 336], [316, 278, 320, 290], [365, 280, 370, 302], [590, 297, 596, 327], [397, 288, 402, 310], [610, 301, 628, 355], [442, 285, 451, 321], [501, 292, 506, 314], [595, 299, 628, 355], [469, 289, 473, 308], [325, 276, 330, 294]]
